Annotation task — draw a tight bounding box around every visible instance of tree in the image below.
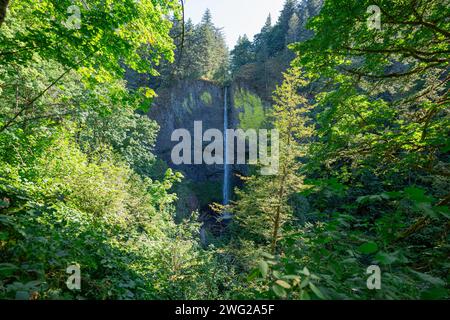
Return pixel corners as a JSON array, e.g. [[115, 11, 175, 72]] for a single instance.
[[152, 9, 229, 84], [0, 0, 181, 128], [269, 0, 298, 55], [233, 67, 314, 253], [271, 0, 450, 299], [287, 13, 300, 44], [77, 106, 160, 178], [254, 14, 273, 62], [0, 0, 237, 301], [230, 0, 324, 100], [195, 9, 229, 81], [201, 8, 213, 25], [290, 0, 449, 189], [230, 35, 255, 74]]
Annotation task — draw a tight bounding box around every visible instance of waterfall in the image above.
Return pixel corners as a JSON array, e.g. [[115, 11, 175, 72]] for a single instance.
[[200, 86, 231, 244], [222, 86, 231, 219]]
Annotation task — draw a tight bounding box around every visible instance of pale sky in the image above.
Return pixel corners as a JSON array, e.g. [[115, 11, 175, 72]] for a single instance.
[[184, 0, 286, 48]]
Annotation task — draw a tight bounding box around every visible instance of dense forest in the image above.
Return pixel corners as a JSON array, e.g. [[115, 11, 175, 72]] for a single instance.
[[0, 0, 449, 301]]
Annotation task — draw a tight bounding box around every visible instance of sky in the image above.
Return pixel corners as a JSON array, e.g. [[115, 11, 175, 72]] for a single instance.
[[184, 0, 286, 48]]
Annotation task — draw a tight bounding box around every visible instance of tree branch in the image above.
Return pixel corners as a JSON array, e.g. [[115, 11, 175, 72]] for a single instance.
[[0, 53, 95, 133]]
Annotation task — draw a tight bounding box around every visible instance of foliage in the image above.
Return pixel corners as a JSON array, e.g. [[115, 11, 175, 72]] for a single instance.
[[1, 0, 448, 302], [77, 106, 160, 178], [230, 35, 255, 74], [154, 10, 230, 86], [200, 91, 213, 106], [233, 67, 314, 253], [0, 0, 180, 79], [231, 0, 449, 300], [231, 0, 323, 100], [233, 88, 267, 130], [0, 0, 238, 301]]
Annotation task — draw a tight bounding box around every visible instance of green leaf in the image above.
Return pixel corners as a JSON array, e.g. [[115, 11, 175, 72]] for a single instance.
[[258, 260, 269, 278], [275, 280, 291, 289], [300, 278, 310, 289], [272, 271, 281, 279], [405, 187, 433, 203], [281, 275, 301, 281], [0, 215, 15, 227], [309, 282, 326, 300], [415, 202, 437, 218], [144, 88, 156, 99], [0, 200, 9, 208], [300, 290, 311, 300], [261, 252, 275, 260], [0, 231, 8, 241], [375, 252, 397, 265], [0, 263, 18, 277], [421, 286, 447, 300], [301, 267, 310, 276], [247, 269, 259, 282], [358, 242, 378, 254], [410, 270, 446, 286], [383, 191, 402, 199], [357, 194, 388, 204], [433, 206, 450, 219], [272, 284, 287, 298], [25, 280, 43, 290]]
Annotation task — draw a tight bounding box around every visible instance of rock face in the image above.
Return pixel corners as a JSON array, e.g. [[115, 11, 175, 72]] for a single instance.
[[148, 79, 267, 218], [148, 79, 267, 178], [148, 79, 226, 183]]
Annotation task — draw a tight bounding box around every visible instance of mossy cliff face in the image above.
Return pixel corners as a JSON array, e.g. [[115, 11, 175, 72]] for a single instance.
[[148, 80, 267, 210], [230, 85, 267, 130], [228, 83, 270, 184], [148, 79, 225, 185]]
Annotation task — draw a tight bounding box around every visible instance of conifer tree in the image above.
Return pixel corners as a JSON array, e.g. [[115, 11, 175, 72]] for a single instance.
[[230, 35, 255, 74], [234, 67, 314, 253]]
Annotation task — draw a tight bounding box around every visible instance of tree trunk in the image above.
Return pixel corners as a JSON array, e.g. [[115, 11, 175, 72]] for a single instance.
[[0, 0, 10, 27], [270, 165, 287, 254]]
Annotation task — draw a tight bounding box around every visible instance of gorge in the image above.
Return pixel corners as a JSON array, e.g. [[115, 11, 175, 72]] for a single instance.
[[147, 80, 262, 233]]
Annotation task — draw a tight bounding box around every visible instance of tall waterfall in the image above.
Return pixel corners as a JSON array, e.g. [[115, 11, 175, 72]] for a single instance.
[[223, 86, 231, 219]]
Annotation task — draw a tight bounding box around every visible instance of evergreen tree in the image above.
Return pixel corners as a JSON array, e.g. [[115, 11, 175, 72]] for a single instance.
[[230, 35, 255, 74], [201, 8, 213, 26], [230, 0, 323, 100], [234, 67, 314, 253], [253, 14, 272, 62], [287, 12, 300, 44], [269, 0, 297, 55], [161, 9, 229, 83], [195, 10, 229, 81]]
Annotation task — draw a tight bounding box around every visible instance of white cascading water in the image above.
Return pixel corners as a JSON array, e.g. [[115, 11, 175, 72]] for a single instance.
[[222, 86, 231, 219]]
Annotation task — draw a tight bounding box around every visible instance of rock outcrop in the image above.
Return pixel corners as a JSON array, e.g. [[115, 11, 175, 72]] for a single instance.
[[148, 79, 227, 183]]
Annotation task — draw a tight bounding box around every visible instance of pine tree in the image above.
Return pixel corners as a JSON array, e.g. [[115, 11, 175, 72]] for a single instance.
[[287, 13, 300, 44], [230, 35, 255, 74], [155, 10, 229, 83], [253, 14, 272, 60], [269, 0, 297, 55], [234, 67, 314, 253], [201, 8, 213, 26]]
